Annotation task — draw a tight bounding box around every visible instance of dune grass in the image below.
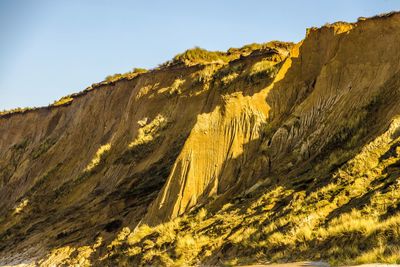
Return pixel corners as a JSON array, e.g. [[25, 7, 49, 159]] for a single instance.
[[103, 120, 400, 266], [105, 68, 148, 83]]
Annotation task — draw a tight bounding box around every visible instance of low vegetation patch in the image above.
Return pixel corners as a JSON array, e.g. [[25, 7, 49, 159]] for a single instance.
[[171, 47, 230, 66], [52, 96, 74, 107], [13, 199, 29, 215], [103, 120, 400, 266], [105, 68, 148, 83], [161, 41, 293, 68], [129, 114, 168, 149], [84, 143, 111, 172], [0, 107, 35, 117]]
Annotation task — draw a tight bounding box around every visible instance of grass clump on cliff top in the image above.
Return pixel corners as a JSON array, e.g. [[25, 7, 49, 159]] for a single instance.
[[52, 96, 74, 107], [172, 47, 230, 66], [0, 107, 36, 117], [162, 41, 293, 68], [105, 67, 148, 83], [228, 41, 290, 54]]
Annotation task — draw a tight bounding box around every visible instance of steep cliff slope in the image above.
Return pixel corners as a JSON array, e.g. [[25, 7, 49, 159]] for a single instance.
[[1, 12, 400, 266]]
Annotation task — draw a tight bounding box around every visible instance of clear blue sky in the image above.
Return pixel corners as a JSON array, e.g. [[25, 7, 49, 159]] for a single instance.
[[1, 0, 399, 110]]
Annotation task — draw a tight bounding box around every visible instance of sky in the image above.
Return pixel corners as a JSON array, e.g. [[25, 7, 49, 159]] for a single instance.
[[0, 0, 399, 110]]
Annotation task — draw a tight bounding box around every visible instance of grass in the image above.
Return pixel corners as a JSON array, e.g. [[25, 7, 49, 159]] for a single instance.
[[31, 138, 56, 159], [228, 41, 294, 55], [0, 40, 297, 266], [84, 143, 111, 172], [161, 41, 293, 68], [247, 60, 280, 83], [157, 78, 186, 95], [129, 114, 168, 149], [12, 139, 30, 151], [169, 78, 185, 95], [0, 66, 148, 118], [52, 96, 74, 106], [249, 60, 276, 76], [105, 68, 148, 83], [13, 199, 29, 215], [101, 118, 400, 266], [210, 52, 284, 91], [171, 47, 230, 66], [5, 38, 397, 266], [0, 107, 35, 117], [116, 115, 169, 165], [0, 42, 292, 119]]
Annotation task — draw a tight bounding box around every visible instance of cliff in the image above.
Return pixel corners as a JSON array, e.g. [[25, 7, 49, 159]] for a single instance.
[[1, 12, 400, 266]]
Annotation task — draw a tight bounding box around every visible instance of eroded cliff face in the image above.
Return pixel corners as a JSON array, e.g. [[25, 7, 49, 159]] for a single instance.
[[265, 17, 400, 177], [145, 12, 400, 226], [143, 66, 274, 224], [1, 12, 400, 266], [0, 41, 290, 264]]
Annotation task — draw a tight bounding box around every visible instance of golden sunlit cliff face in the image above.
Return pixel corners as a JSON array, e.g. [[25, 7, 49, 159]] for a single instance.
[[1, 12, 400, 266]]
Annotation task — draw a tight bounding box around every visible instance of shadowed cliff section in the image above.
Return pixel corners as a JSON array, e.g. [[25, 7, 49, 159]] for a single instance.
[[1, 11, 400, 266]]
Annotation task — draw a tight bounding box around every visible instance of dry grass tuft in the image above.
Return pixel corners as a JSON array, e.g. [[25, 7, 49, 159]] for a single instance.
[[84, 143, 111, 172], [129, 114, 168, 148]]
